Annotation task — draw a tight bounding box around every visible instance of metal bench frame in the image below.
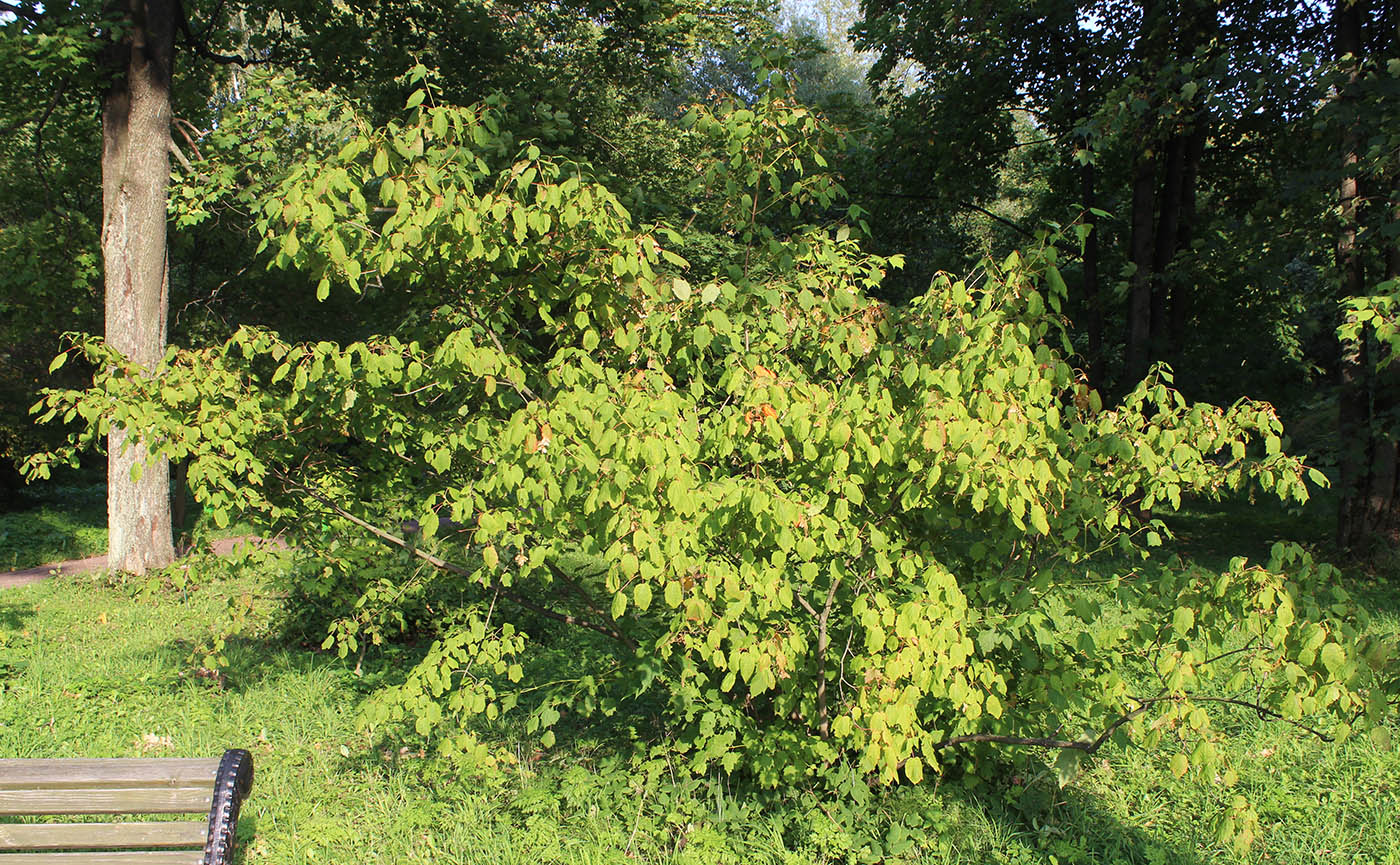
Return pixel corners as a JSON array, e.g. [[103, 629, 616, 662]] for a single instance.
[[0, 749, 253, 864]]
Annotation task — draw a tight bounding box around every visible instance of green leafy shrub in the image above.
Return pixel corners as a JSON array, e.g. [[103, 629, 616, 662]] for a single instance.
[[29, 66, 1398, 824]]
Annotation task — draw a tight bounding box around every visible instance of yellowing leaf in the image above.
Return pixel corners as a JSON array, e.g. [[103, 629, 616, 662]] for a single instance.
[[904, 757, 923, 784], [1170, 753, 1189, 778]]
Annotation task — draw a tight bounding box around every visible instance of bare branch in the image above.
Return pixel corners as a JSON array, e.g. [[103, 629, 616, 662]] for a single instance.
[[172, 117, 205, 160], [815, 574, 842, 738], [168, 137, 193, 173]]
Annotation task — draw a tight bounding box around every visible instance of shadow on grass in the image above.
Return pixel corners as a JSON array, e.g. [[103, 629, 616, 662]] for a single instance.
[[931, 769, 1213, 865], [143, 623, 429, 703], [0, 600, 34, 631], [1165, 494, 1333, 574]]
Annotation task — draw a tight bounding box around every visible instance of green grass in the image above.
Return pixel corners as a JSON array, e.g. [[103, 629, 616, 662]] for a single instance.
[[1, 542, 1396, 865], [0, 482, 107, 571], [0, 477, 259, 572]]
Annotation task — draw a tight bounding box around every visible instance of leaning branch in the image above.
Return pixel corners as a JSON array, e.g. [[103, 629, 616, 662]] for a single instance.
[[931, 692, 1334, 754], [278, 473, 636, 650]]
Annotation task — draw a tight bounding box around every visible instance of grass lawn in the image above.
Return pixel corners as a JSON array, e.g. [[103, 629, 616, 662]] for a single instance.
[[1, 533, 1396, 865], [0, 481, 107, 571]]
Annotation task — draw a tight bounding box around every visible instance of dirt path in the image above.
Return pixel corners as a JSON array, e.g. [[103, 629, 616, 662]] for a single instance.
[[0, 536, 287, 590]]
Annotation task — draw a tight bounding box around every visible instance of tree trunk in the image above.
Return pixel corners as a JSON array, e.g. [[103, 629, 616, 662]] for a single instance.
[[1152, 132, 1188, 361], [1081, 157, 1103, 386], [102, 0, 176, 574], [1363, 174, 1400, 545], [1335, 0, 1374, 550], [1127, 144, 1157, 383], [1169, 124, 1206, 357]]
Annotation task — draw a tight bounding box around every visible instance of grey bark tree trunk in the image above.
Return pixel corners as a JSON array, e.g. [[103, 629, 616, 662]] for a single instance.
[[102, 0, 176, 574]]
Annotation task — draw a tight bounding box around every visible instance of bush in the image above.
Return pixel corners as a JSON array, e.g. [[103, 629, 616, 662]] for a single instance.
[[30, 67, 1398, 835]]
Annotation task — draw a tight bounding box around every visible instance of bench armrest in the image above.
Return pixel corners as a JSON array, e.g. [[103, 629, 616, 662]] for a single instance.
[[202, 749, 254, 865]]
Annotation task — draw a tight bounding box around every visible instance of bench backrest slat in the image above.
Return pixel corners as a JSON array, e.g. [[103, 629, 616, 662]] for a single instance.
[[0, 751, 250, 864], [0, 761, 219, 792], [0, 851, 204, 863], [0, 788, 212, 817], [0, 823, 207, 851]]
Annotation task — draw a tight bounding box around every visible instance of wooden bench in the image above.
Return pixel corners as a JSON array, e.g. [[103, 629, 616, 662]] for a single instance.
[[0, 750, 252, 864]]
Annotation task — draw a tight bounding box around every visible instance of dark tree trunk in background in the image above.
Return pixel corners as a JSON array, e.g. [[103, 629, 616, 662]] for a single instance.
[[1128, 144, 1158, 382], [1330, 0, 1400, 550], [1082, 157, 1104, 386], [1335, 0, 1366, 549], [102, 0, 176, 574], [1363, 175, 1400, 546], [1170, 125, 1206, 356], [1152, 131, 1188, 360]]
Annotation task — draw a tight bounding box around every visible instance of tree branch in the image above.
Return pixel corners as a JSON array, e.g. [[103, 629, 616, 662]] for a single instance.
[[931, 692, 1334, 754], [168, 137, 194, 173], [866, 191, 1042, 242], [173, 0, 267, 66], [276, 472, 636, 650], [815, 575, 841, 738], [542, 558, 614, 622], [1, 76, 65, 138]]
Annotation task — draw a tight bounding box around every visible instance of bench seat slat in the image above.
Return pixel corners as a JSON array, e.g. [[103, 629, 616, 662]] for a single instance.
[[0, 762, 218, 791], [0, 823, 207, 851], [0, 853, 203, 864], [0, 789, 211, 817]]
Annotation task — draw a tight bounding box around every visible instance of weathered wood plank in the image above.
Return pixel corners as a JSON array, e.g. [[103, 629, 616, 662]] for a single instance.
[[0, 762, 218, 791], [0, 822, 206, 851], [0, 853, 203, 864], [0, 788, 211, 817]]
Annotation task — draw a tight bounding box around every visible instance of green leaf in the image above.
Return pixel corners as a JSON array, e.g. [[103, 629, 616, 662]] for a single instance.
[[672, 277, 692, 300], [633, 582, 653, 611], [904, 756, 923, 784], [1372, 726, 1393, 750], [665, 581, 683, 607], [1173, 606, 1195, 636], [1030, 504, 1050, 536], [611, 591, 628, 619], [1319, 642, 1345, 677], [1053, 749, 1084, 787]]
